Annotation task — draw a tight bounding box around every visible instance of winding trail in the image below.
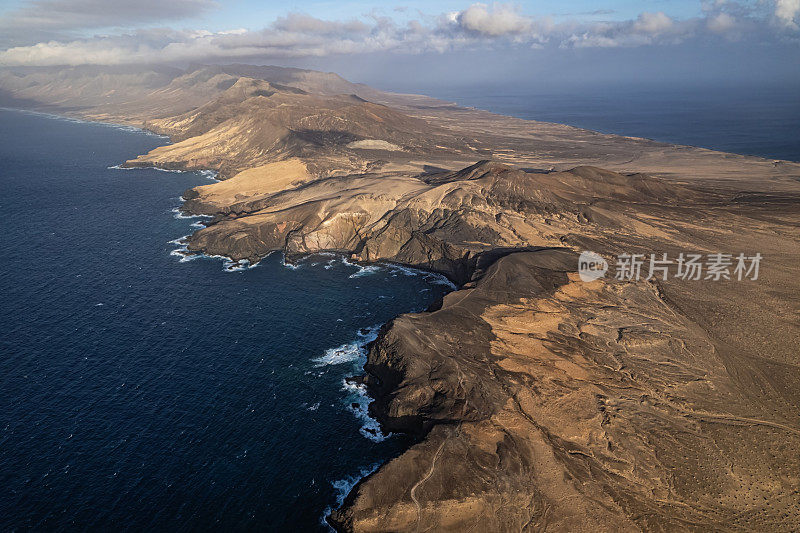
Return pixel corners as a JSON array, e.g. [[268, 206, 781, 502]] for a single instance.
[[410, 430, 450, 532]]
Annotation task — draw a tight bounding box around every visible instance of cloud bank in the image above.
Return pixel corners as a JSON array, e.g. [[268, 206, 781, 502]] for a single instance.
[[0, 1, 797, 67], [1, 0, 216, 31]]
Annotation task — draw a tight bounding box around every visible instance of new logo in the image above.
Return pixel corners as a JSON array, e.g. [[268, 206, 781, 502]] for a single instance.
[[578, 251, 608, 282]]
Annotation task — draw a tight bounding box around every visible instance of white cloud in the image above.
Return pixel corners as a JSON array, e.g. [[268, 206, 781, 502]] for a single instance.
[[707, 12, 737, 33], [273, 13, 370, 36], [632, 12, 674, 34], [0, 2, 796, 67], [775, 0, 800, 28], [0, 0, 217, 48], [564, 12, 698, 48], [456, 3, 531, 36]]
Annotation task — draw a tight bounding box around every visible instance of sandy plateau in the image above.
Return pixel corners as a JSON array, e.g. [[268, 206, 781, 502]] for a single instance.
[[3, 64, 799, 531]]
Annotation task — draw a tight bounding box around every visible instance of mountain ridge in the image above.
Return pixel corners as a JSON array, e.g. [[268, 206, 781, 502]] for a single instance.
[[1, 64, 799, 532]]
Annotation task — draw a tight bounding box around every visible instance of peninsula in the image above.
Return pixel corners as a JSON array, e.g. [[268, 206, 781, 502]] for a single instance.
[[3, 64, 799, 531]]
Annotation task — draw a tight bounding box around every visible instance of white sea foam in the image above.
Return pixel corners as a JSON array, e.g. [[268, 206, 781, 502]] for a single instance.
[[168, 234, 260, 271], [169, 236, 201, 263], [313, 326, 380, 367], [349, 264, 381, 278], [388, 264, 421, 277], [199, 169, 220, 181], [152, 167, 184, 173], [339, 256, 384, 278], [108, 164, 183, 174], [221, 258, 254, 271], [343, 379, 390, 442], [389, 263, 457, 289], [171, 206, 212, 220], [283, 259, 302, 270], [341, 256, 458, 288], [332, 463, 380, 506], [321, 462, 382, 529], [313, 326, 390, 442], [283, 252, 337, 270], [426, 272, 457, 290], [169, 248, 196, 262], [108, 162, 218, 180], [315, 343, 362, 366]]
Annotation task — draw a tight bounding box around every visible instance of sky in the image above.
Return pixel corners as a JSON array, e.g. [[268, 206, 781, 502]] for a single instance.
[[0, 0, 798, 89]]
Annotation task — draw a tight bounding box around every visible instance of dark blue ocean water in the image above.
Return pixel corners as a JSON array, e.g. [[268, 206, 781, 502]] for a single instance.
[[430, 84, 800, 162], [0, 109, 452, 531]]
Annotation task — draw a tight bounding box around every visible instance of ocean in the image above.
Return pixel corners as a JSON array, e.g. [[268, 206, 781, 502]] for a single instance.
[[0, 109, 452, 531], [428, 83, 800, 162]]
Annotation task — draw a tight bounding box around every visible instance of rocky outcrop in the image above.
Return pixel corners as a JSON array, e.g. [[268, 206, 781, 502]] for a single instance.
[[362, 248, 578, 436], [179, 161, 697, 282]]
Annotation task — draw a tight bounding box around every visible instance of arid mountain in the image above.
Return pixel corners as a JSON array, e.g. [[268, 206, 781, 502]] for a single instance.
[[123, 77, 473, 178], [3, 64, 798, 187], [0, 65, 480, 177], [0, 63, 417, 122], [178, 161, 697, 278], [0, 65, 181, 109], [2, 64, 799, 532], [177, 157, 799, 531], [190, 63, 374, 95]]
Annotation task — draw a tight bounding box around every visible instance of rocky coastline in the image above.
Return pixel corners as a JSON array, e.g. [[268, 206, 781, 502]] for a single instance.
[[4, 64, 800, 531], [174, 159, 800, 531]]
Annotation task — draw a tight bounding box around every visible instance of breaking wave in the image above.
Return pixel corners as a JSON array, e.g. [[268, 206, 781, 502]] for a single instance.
[[313, 326, 380, 367], [313, 326, 391, 442]]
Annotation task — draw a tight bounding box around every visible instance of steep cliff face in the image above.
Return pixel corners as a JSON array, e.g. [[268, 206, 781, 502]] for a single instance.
[[178, 161, 697, 282], [330, 243, 800, 532]]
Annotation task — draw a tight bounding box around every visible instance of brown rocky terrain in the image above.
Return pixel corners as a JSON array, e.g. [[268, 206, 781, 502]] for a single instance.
[[175, 159, 800, 532], [329, 208, 800, 531], [3, 65, 799, 531]]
